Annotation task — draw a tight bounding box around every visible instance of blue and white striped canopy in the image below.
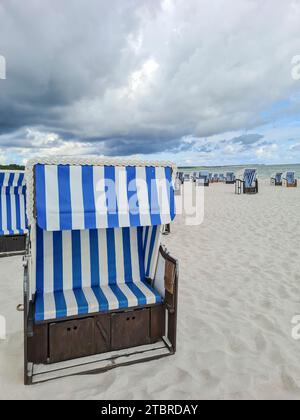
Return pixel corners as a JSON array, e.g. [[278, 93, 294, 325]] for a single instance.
[[0, 186, 27, 235], [0, 171, 25, 187], [243, 169, 257, 188], [35, 164, 175, 231]]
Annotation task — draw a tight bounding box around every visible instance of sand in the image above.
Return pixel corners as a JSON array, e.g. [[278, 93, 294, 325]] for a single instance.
[[1, 180, 300, 400]]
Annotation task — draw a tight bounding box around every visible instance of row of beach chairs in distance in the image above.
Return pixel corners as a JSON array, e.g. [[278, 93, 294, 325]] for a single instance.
[[0, 159, 179, 385], [176, 171, 236, 187], [270, 172, 298, 188]]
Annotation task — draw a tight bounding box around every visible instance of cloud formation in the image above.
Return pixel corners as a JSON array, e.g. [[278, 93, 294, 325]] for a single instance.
[[0, 0, 300, 163]]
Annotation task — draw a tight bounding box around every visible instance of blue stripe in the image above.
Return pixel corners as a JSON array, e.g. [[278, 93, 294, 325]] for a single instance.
[[8, 173, 14, 187], [58, 165, 72, 230], [104, 166, 119, 228], [89, 229, 100, 287], [106, 228, 117, 285], [143, 226, 149, 255], [146, 226, 157, 277], [92, 286, 109, 311], [18, 173, 24, 186], [165, 167, 175, 221], [35, 164, 47, 229], [126, 282, 147, 305], [34, 294, 45, 322], [0, 173, 4, 186], [6, 187, 12, 233], [126, 166, 141, 227], [137, 227, 145, 280], [53, 231, 64, 293], [145, 166, 161, 225], [82, 166, 96, 229], [109, 284, 128, 309], [122, 227, 133, 283], [15, 192, 21, 230], [36, 227, 44, 295], [72, 230, 82, 289], [73, 289, 89, 315]]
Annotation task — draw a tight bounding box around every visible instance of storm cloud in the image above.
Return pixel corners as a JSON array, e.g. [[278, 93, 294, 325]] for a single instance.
[[0, 0, 300, 163]]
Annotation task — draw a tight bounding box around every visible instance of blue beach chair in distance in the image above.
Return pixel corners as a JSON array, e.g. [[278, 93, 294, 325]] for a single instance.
[[196, 171, 210, 187], [0, 170, 28, 257], [23, 157, 179, 384], [271, 172, 283, 186], [226, 172, 236, 184], [235, 169, 258, 194], [283, 171, 297, 188]]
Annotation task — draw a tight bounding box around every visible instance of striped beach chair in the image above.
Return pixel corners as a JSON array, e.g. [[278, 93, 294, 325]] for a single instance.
[[235, 169, 258, 194], [212, 173, 219, 183], [218, 173, 225, 182], [225, 172, 236, 184], [196, 171, 210, 187], [0, 171, 27, 256], [24, 158, 178, 384], [283, 171, 297, 188], [270, 172, 283, 186]]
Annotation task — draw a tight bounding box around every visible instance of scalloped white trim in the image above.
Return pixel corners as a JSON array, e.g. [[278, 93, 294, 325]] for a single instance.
[[25, 156, 177, 227]]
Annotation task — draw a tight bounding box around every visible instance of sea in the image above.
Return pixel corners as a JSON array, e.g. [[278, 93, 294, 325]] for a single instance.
[[179, 164, 300, 179]]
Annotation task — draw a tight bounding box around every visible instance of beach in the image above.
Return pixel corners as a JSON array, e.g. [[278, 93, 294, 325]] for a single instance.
[[1, 179, 300, 400]]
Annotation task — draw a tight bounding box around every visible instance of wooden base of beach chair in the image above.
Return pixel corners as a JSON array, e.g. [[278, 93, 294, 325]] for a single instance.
[[287, 181, 297, 188], [0, 234, 26, 258], [24, 248, 178, 385]]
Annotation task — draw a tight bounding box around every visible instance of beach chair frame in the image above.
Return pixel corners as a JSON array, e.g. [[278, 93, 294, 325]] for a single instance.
[[235, 169, 258, 194], [23, 158, 178, 385], [283, 172, 297, 188]]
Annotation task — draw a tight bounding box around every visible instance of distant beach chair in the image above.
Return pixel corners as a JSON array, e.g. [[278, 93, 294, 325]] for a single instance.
[[283, 172, 297, 188], [23, 158, 178, 384], [270, 172, 283, 186], [226, 172, 236, 184], [0, 171, 27, 257], [212, 173, 219, 183], [183, 173, 190, 182], [218, 173, 225, 182], [235, 169, 258, 194], [208, 173, 213, 182], [196, 171, 209, 187]]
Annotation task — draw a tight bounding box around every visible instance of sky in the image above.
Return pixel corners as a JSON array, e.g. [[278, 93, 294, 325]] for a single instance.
[[0, 0, 300, 166]]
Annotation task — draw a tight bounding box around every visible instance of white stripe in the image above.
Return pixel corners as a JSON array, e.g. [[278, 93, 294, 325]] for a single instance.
[[62, 290, 78, 318], [70, 166, 85, 230], [93, 166, 108, 228], [101, 286, 119, 310], [80, 230, 91, 288], [43, 293, 57, 321], [19, 189, 26, 230], [115, 167, 130, 227], [130, 227, 141, 283], [1, 191, 7, 232], [114, 228, 125, 284], [155, 167, 170, 224], [82, 287, 100, 314], [117, 284, 138, 307], [3, 173, 10, 187], [135, 167, 151, 226], [98, 229, 108, 286], [45, 166, 60, 231], [134, 282, 157, 305], [62, 231, 73, 291], [43, 231, 54, 293], [11, 193, 17, 232]]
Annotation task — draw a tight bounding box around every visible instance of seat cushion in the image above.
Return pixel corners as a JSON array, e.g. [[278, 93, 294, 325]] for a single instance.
[[35, 281, 162, 322]]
